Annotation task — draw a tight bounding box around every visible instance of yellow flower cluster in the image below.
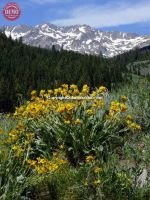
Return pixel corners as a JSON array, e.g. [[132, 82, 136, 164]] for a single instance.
[[57, 102, 76, 113], [121, 95, 128, 102], [8, 122, 34, 144], [110, 100, 128, 114], [75, 118, 81, 125], [64, 120, 71, 124], [86, 109, 95, 115], [81, 84, 90, 95], [84, 179, 101, 187], [13, 85, 142, 134], [8, 129, 20, 143], [12, 144, 24, 157], [94, 167, 103, 173], [126, 114, 133, 122], [107, 98, 141, 132], [27, 156, 66, 175], [94, 179, 101, 186], [14, 84, 107, 119], [93, 99, 105, 108], [126, 114, 141, 131], [98, 86, 107, 94], [6, 121, 35, 158], [108, 99, 128, 119], [14, 100, 53, 118], [85, 155, 95, 163], [127, 121, 141, 131], [8, 123, 25, 143]]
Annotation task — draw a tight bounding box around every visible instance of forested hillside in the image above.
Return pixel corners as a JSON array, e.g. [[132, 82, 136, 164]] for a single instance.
[[0, 32, 150, 112]]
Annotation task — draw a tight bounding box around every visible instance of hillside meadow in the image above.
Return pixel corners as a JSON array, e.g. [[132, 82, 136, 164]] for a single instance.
[[0, 78, 150, 200]]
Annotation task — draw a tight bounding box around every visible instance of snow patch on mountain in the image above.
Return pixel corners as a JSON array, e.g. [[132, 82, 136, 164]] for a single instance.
[[1, 23, 150, 57]]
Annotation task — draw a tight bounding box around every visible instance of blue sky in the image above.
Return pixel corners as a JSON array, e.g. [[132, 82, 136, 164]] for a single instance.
[[0, 0, 150, 35]]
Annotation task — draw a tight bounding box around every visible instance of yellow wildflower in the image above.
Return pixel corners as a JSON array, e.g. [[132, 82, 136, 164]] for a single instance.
[[31, 90, 37, 96], [65, 103, 75, 111], [98, 86, 107, 93], [121, 95, 128, 102], [86, 155, 95, 163], [12, 145, 24, 157], [39, 90, 45, 96], [62, 84, 69, 89], [27, 159, 37, 166], [86, 109, 94, 115], [81, 85, 90, 94], [61, 89, 68, 96], [91, 91, 97, 97], [27, 156, 66, 175], [70, 84, 77, 90], [109, 100, 127, 116], [73, 88, 80, 95], [26, 133, 35, 140], [57, 105, 66, 113], [16, 123, 25, 131], [54, 89, 59, 96], [94, 167, 103, 173], [126, 115, 133, 121], [128, 122, 141, 131], [110, 101, 120, 112], [48, 90, 53, 95], [53, 152, 58, 157], [94, 179, 101, 186], [75, 118, 81, 125], [120, 103, 128, 112], [64, 120, 71, 124], [126, 120, 132, 125]]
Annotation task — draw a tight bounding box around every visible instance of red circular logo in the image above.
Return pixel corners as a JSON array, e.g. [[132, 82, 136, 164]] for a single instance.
[[2, 2, 21, 21]]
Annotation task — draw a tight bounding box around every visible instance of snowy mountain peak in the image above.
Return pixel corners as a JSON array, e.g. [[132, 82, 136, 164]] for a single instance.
[[1, 23, 150, 57]]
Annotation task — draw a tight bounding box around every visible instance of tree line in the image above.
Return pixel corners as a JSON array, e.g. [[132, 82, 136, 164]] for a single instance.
[[0, 32, 149, 112]]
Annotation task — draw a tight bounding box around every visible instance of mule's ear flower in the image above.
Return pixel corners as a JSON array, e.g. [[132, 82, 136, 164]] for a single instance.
[[64, 120, 71, 125], [48, 90, 53, 95], [39, 90, 45, 96], [31, 90, 37, 96], [94, 179, 101, 186], [126, 115, 133, 121], [75, 118, 81, 125], [128, 122, 141, 131], [70, 84, 77, 90], [94, 167, 103, 173], [121, 95, 128, 102], [85, 155, 95, 163], [98, 86, 107, 93], [120, 103, 128, 112]]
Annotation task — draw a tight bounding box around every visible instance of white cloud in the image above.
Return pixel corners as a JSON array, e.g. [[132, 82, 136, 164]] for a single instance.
[[52, 1, 150, 27]]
